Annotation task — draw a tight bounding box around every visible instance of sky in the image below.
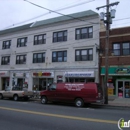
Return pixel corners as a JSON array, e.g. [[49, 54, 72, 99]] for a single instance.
[[0, 0, 130, 30]]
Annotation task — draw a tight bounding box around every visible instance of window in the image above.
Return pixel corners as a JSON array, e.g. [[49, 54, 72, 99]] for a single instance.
[[17, 37, 27, 47], [16, 55, 26, 64], [113, 42, 130, 56], [33, 53, 45, 63], [113, 43, 120, 56], [1, 56, 10, 65], [75, 26, 93, 40], [53, 30, 67, 42], [52, 51, 67, 62], [2, 40, 11, 49], [75, 49, 93, 61], [34, 34, 46, 45]]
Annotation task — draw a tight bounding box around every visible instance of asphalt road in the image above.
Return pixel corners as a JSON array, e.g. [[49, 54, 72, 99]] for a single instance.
[[0, 99, 129, 130]]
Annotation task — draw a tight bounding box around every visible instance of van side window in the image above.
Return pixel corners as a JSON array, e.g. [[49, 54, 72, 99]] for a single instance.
[[50, 84, 56, 91]]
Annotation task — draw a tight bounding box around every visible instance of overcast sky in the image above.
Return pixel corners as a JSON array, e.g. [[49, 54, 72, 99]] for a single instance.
[[0, 0, 130, 30]]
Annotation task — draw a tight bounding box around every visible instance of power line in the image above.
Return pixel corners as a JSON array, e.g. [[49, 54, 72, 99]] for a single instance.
[[24, 0, 98, 24], [1, 0, 95, 30]]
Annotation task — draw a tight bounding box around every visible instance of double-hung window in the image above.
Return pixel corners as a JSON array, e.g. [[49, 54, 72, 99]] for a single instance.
[[52, 51, 67, 62], [16, 55, 26, 64], [34, 34, 46, 45], [1, 56, 10, 65], [53, 30, 67, 43], [33, 53, 45, 63], [2, 40, 11, 49], [113, 42, 130, 56], [75, 26, 93, 40], [75, 49, 93, 61], [17, 37, 27, 47]]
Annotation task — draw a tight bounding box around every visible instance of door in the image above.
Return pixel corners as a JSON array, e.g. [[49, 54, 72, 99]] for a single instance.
[[124, 81, 130, 98], [117, 81, 123, 97]]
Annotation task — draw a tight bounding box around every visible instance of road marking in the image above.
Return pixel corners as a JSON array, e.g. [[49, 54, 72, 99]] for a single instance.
[[0, 106, 117, 124]]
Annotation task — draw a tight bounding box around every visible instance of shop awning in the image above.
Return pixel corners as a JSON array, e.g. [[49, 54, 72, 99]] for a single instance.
[[101, 67, 130, 75]]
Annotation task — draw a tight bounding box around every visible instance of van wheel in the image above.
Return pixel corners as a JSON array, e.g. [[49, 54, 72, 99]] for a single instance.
[[41, 96, 47, 104], [75, 98, 84, 107], [13, 94, 19, 101], [0, 94, 3, 99]]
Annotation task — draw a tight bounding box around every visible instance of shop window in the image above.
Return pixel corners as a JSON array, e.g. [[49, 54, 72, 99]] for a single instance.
[[1, 56, 10, 65], [33, 53, 45, 63], [75, 26, 93, 40], [17, 37, 27, 47], [53, 30, 67, 43], [2, 40, 11, 49], [75, 49, 93, 61], [16, 55, 26, 64], [34, 34, 46, 45], [52, 51, 67, 62]]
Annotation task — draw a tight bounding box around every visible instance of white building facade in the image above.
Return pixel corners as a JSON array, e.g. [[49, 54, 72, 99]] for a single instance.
[[0, 10, 100, 91]]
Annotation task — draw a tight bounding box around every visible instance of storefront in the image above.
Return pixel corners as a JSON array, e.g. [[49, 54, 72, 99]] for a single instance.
[[32, 72, 54, 91], [64, 71, 95, 83], [0, 71, 10, 90], [12, 72, 29, 89], [101, 67, 130, 98]]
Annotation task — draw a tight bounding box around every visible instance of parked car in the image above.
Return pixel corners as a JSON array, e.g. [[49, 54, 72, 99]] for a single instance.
[[40, 82, 103, 107], [0, 87, 33, 101]]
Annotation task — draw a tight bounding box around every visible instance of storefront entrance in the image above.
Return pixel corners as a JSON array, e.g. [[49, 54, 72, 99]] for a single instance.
[[1, 77, 9, 90], [117, 80, 130, 98], [33, 78, 53, 91]]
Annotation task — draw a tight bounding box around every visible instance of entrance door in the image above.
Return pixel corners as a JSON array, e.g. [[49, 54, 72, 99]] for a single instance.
[[117, 81, 123, 97], [124, 81, 130, 98]]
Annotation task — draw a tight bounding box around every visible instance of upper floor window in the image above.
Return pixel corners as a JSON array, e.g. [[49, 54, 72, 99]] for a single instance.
[[53, 30, 67, 43], [17, 37, 27, 47], [2, 40, 11, 49], [75, 26, 93, 40], [16, 55, 26, 64], [52, 51, 67, 62], [75, 49, 93, 61], [1, 56, 10, 65], [113, 42, 130, 56], [34, 34, 46, 45], [33, 53, 45, 63]]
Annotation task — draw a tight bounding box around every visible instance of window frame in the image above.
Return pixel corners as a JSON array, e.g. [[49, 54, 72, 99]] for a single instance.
[[2, 40, 11, 49], [33, 52, 45, 63], [52, 51, 67, 62], [75, 49, 93, 61], [17, 37, 27, 47], [113, 42, 130, 56], [34, 34, 46, 45], [75, 26, 93, 40], [1, 56, 10, 65], [16, 55, 26, 64], [53, 30, 67, 43]]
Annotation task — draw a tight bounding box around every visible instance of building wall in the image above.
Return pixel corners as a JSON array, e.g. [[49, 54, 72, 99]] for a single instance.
[[100, 26, 130, 99], [0, 14, 100, 90]]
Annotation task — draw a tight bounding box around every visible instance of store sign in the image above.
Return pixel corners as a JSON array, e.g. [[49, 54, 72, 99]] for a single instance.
[[33, 72, 52, 77], [64, 72, 94, 77], [115, 68, 130, 74], [0, 71, 8, 76]]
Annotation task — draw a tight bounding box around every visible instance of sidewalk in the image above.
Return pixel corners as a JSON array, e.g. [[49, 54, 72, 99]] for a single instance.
[[107, 98, 130, 108]]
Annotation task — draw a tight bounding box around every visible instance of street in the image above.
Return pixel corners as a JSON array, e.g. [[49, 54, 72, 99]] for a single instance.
[[0, 99, 129, 130]]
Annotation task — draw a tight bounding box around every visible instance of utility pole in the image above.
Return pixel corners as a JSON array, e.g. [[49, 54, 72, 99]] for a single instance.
[[96, 0, 119, 104]]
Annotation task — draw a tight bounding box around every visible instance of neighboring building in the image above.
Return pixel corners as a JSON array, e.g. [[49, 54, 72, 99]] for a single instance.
[[0, 10, 100, 91], [100, 26, 130, 99]]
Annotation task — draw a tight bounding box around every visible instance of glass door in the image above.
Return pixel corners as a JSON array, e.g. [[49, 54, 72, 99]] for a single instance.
[[117, 81, 123, 97], [124, 81, 130, 98]]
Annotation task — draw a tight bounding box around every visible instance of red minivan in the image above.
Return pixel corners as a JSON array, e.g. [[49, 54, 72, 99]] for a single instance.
[[40, 82, 103, 107]]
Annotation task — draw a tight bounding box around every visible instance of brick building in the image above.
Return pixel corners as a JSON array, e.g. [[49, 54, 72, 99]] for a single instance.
[[100, 26, 130, 99]]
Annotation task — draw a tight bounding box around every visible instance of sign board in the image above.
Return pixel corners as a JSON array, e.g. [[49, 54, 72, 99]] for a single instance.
[[108, 88, 113, 95], [64, 72, 94, 77]]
